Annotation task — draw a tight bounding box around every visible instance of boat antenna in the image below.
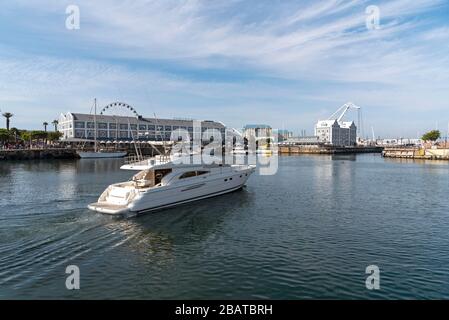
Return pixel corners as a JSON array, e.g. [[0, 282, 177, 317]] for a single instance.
[[94, 98, 98, 153]]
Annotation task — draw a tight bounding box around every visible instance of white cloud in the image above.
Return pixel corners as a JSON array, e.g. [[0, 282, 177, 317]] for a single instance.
[[1, 0, 448, 136]]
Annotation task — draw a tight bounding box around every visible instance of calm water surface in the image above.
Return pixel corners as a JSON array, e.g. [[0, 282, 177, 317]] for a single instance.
[[1, 154, 449, 299]]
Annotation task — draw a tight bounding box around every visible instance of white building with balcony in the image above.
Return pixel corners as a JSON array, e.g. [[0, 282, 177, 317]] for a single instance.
[[315, 119, 357, 146], [58, 112, 226, 142]]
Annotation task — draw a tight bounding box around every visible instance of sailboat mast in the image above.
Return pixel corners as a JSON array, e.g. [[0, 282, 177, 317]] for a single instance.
[[94, 98, 98, 153]]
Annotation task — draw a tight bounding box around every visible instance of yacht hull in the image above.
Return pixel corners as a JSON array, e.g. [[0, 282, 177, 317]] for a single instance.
[[88, 184, 244, 215]]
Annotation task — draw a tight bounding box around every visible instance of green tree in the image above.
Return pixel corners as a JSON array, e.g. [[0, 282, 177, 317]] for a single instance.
[[422, 130, 441, 142], [10, 127, 20, 142], [43, 122, 49, 132], [47, 131, 63, 141], [0, 128, 12, 142], [2, 112, 13, 130], [20, 130, 31, 142], [32, 130, 48, 140]]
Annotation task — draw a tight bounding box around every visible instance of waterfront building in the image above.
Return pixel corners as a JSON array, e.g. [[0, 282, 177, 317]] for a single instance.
[[314, 119, 357, 146], [242, 124, 272, 139], [277, 129, 293, 142], [58, 112, 226, 142]]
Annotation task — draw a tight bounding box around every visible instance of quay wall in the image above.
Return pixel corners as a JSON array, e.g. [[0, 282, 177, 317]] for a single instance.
[[382, 147, 449, 160], [0, 149, 79, 161], [279, 145, 383, 155]]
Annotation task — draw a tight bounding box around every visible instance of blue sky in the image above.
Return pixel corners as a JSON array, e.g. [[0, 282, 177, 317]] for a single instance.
[[1, 0, 449, 137]]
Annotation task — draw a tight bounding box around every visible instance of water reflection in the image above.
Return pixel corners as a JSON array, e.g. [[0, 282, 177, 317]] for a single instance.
[[99, 188, 254, 265], [384, 157, 449, 166], [331, 154, 357, 161]]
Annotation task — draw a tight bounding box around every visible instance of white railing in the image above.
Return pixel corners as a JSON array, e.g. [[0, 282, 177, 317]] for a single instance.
[[123, 154, 172, 166]]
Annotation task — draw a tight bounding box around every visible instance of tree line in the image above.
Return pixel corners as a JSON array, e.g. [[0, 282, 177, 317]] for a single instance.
[[1, 112, 62, 144], [0, 128, 63, 143]]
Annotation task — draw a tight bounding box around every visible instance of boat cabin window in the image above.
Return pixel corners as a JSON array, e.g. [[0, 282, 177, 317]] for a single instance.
[[179, 170, 210, 179], [179, 171, 197, 179], [132, 168, 172, 187], [155, 169, 173, 185]]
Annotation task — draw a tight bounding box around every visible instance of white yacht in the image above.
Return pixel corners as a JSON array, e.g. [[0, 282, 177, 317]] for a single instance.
[[88, 162, 255, 215]]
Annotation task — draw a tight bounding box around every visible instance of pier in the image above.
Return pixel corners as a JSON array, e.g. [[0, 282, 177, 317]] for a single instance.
[[382, 147, 449, 160], [278, 145, 383, 155], [0, 148, 80, 161]]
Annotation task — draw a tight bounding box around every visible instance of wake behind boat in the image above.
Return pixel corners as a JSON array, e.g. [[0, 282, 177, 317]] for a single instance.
[[88, 162, 255, 215]]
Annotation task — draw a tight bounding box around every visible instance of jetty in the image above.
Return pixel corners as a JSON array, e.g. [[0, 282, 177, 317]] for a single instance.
[[382, 147, 449, 160], [0, 148, 79, 161], [279, 145, 383, 155]]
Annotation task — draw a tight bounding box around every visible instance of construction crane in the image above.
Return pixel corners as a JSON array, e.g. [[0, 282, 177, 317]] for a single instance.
[[328, 102, 361, 122]]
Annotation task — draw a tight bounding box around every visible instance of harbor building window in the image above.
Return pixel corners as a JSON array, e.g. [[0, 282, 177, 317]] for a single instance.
[[109, 131, 117, 138], [98, 130, 108, 138], [156, 125, 164, 131], [87, 122, 95, 128], [120, 124, 128, 130], [119, 131, 128, 138], [139, 125, 147, 130], [130, 124, 137, 130], [87, 130, 95, 138], [75, 121, 85, 128], [148, 125, 155, 131], [98, 123, 108, 129], [164, 125, 172, 131], [75, 130, 85, 138], [109, 123, 117, 130]]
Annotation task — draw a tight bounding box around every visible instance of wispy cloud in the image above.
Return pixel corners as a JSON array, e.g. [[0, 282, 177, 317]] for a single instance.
[[0, 0, 448, 136]]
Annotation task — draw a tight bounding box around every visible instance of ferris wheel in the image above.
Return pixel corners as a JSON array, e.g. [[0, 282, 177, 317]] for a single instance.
[[99, 102, 140, 118]]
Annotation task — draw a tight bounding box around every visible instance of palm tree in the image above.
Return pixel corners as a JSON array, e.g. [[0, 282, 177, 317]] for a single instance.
[[52, 120, 59, 131], [2, 112, 13, 130], [43, 122, 49, 132]]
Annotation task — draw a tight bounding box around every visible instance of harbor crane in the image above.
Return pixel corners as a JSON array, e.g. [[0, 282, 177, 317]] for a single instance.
[[328, 102, 361, 122], [328, 102, 364, 138]]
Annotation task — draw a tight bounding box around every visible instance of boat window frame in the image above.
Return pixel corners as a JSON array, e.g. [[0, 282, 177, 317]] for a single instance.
[[179, 171, 197, 179]]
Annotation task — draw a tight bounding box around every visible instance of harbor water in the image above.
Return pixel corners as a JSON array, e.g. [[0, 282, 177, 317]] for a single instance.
[[1, 154, 449, 299]]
